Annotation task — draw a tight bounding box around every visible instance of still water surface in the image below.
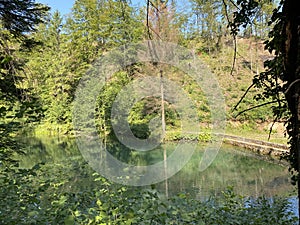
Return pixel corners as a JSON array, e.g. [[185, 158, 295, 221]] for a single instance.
[[18, 136, 296, 199]]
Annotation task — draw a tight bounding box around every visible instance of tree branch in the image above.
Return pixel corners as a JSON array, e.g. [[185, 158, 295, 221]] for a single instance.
[[227, 0, 240, 10], [268, 115, 280, 141], [222, 0, 237, 76], [230, 37, 237, 76], [234, 100, 279, 118], [284, 79, 300, 94], [148, 26, 162, 40], [149, 0, 160, 13], [232, 83, 255, 111], [146, 0, 152, 40]]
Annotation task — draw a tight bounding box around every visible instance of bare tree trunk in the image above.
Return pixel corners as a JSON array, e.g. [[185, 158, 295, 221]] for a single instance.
[[160, 69, 168, 198], [249, 26, 253, 73], [255, 38, 259, 75], [160, 70, 166, 136]]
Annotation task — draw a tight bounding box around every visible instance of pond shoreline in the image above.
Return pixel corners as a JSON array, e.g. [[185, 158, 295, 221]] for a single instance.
[[30, 129, 290, 159], [219, 134, 289, 157], [166, 131, 289, 158]]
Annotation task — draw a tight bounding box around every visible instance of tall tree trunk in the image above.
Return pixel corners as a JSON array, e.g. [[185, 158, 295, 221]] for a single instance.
[[160, 70, 166, 136], [160, 69, 168, 198], [281, 0, 300, 220], [249, 25, 253, 73]]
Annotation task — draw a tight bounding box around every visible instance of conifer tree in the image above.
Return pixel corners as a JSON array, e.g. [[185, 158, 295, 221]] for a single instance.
[[0, 0, 49, 167]]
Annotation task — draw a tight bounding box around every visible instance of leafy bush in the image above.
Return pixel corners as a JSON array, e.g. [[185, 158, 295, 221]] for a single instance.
[[0, 160, 297, 225]]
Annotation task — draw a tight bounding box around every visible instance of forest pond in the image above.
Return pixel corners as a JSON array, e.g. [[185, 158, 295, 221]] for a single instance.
[[17, 136, 296, 199]]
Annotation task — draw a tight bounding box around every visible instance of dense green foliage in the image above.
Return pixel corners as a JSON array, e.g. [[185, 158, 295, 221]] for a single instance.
[[223, 0, 300, 220], [16, 0, 278, 136], [1, 0, 299, 224], [0, 0, 48, 171], [1, 169, 297, 224], [0, 137, 297, 224], [0, 0, 280, 135]]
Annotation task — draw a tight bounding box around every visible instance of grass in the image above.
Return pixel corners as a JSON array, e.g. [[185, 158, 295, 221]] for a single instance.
[[225, 121, 288, 145]]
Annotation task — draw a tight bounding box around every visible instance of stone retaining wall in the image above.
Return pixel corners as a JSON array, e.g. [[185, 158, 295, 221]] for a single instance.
[[219, 134, 289, 157]]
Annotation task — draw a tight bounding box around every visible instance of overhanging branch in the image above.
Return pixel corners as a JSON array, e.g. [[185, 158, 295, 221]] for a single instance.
[[232, 83, 255, 111], [234, 100, 279, 118]]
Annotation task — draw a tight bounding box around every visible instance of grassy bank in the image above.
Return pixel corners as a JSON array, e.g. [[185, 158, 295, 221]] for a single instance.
[[225, 121, 288, 145]]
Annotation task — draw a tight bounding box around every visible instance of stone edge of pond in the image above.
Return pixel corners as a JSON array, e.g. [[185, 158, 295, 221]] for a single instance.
[[219, 134, 289, 158]]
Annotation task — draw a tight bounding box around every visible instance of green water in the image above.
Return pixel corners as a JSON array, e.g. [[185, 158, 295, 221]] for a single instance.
[[17, 136, 295, 198]]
